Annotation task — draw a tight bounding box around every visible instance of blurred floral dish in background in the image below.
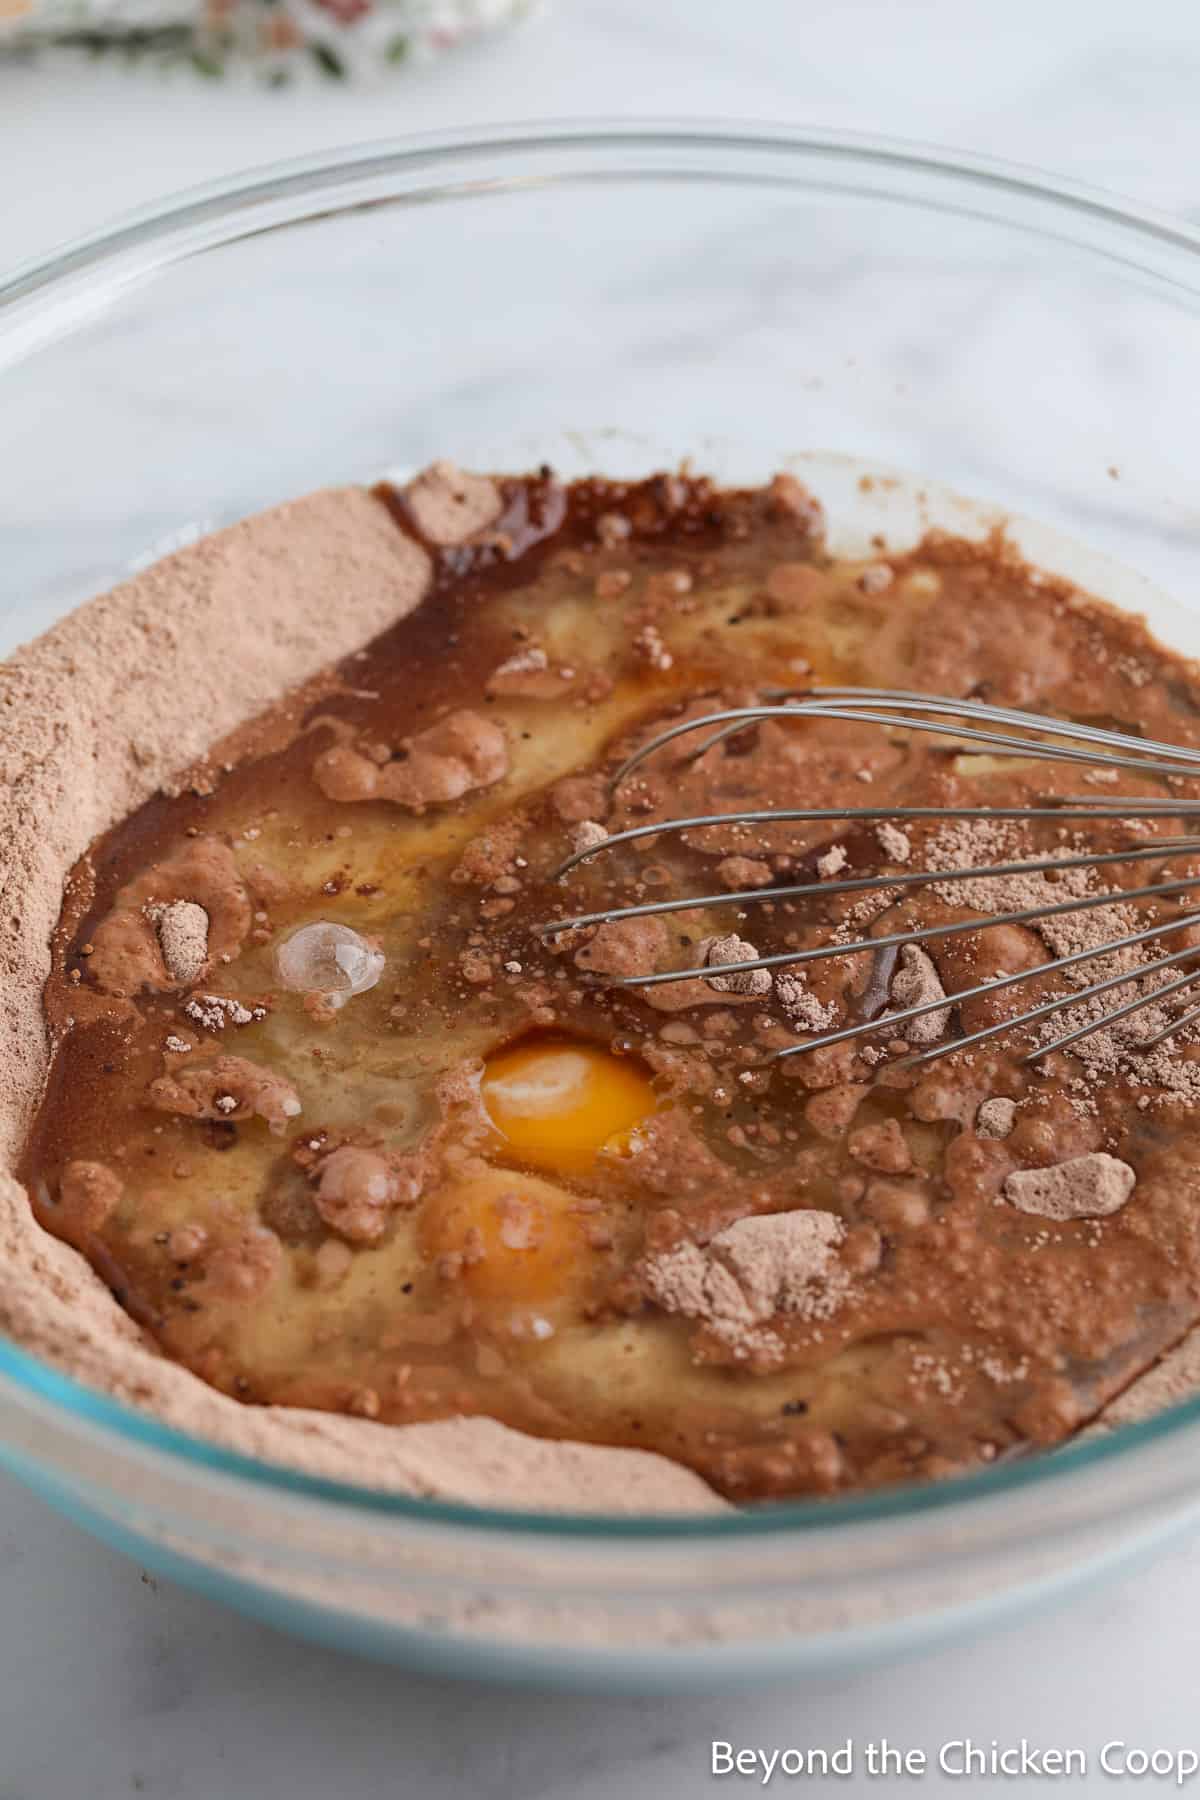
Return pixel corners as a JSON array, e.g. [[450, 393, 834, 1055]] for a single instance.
[[0, 0, 540, 80]]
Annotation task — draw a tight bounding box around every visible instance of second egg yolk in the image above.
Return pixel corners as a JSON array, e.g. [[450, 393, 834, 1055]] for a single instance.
[[422, 1169, 586, 1312], [481, 1039, 656, 1175]]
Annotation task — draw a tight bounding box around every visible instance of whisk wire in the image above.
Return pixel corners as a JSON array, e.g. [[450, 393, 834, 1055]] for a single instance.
[[580, 873, 1200, 991], [687, 687, 1200, 772], [1139, 1000, 1200, 1053], [546, 838, 1200, 935], [551, 806, 1200, 886], [611, 697, 1200, 791], [549, 687, 1200, 1073], [769, 909, 1200, 1067]]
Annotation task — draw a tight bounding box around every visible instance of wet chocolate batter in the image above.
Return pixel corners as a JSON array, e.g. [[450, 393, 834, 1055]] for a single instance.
[[22, 470, 1200, 1501]]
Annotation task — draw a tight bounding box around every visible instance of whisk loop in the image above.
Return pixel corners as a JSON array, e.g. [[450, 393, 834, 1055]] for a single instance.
[[608, 688, 1200, 789], [540, 688, 1200, 1069]]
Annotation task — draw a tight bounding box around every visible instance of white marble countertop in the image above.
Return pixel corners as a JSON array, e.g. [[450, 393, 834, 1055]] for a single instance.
[[6, 2, 1200, 1794]]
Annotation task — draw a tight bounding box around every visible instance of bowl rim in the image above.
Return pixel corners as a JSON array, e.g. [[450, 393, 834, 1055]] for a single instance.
[[5, 115, 1200, 308], [6, 117, 1200, 1542]]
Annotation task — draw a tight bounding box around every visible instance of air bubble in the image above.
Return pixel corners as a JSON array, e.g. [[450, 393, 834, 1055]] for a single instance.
[[275, 922, 384, 1004]]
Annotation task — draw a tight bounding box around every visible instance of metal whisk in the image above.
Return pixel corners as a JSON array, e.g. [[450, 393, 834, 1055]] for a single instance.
[[539, 689, 1200, 1067]]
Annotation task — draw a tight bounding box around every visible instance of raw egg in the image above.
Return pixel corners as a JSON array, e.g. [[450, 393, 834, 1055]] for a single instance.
[[481, 1038, 656, 1175], [422, 1168, 590, 1317]]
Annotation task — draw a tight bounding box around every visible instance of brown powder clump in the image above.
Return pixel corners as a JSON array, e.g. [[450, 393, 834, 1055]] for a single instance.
[[923, 818, 1130, 971], [718, 1212, 846, 1318], [486, 645, 578, 700], [394, 710, 509, 805], [403, 461, 502, 547], [148, 1054, 302, 1134], [875, 822, 912, 864], [575, 914, 668, 980], [977, 1096, 1017, 1139], [1003, 1152, 1135, 1220], [775, 971, 837, 1032], [314, 709, 509, 811], [314, 1147, 409, 1246], [641, 1241, 756, 1346], [716, 854, 773, 890], [89, 836, 251, 999], [848, 1118, 913, 1175], [888, 944, 952, 1044], [153, 899, 210, 986], [641, 1208, 847, 1357], [701, 933, 772, 997], [927, 817, 1077, 914], [183, 993, 260, 1034], [569, 819, 609, 855], [921, 818, 1200, 1102], [633, 625, 674, 671]]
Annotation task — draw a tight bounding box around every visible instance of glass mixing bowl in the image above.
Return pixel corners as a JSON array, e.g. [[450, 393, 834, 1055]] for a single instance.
[[4, 123, 1200, 1691]]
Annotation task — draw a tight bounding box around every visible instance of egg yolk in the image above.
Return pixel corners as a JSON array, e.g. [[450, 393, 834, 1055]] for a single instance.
[[481, 1039, 657, 1175], [423, 1169, 587, 1312]]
